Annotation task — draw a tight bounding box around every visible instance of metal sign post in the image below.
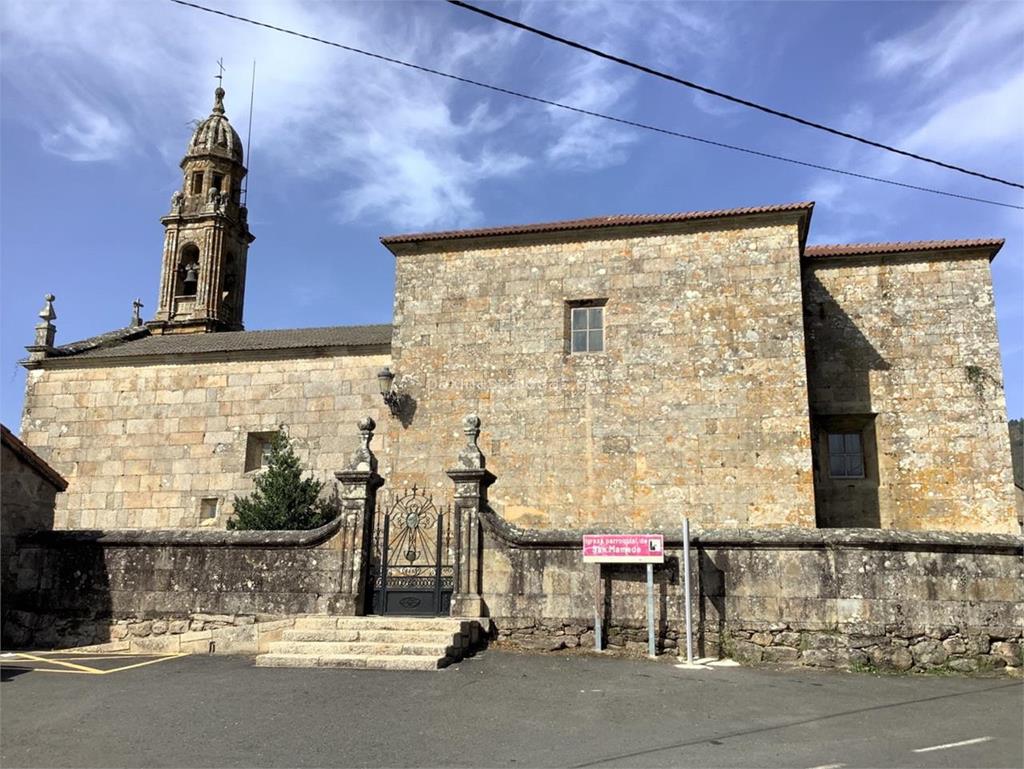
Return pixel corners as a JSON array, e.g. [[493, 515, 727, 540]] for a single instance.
[[682, 517, 694, 664], [583, 534, 665, 658], [646, 563, 656, 658]]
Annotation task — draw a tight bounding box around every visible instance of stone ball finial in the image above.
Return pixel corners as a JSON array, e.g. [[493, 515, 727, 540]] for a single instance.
[[212, 86, 226, 115], [456, 414, 484, 469], [358, 416, 376, 433], [38, 294, 57, 322]]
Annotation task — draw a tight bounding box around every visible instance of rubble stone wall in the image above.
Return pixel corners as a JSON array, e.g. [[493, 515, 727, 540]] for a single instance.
[[2, 519, 364, 649], [803, 251, 1017, 533], [480, 514, 1023, 673], [19, 351, 388, 528]]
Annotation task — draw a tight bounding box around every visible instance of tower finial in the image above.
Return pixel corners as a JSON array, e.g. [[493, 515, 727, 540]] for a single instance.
[[131, 298, 144, 328], [212, 58, 226, 114]]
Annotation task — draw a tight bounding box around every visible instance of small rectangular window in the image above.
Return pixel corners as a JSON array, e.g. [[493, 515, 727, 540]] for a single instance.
[[199, 498, 219, 520], [212, 173, 224, 192], [570, 303, 605, 353], [192, 171, 204, 194], [245, 431, 278, 472], [827, 432, 864, 479]]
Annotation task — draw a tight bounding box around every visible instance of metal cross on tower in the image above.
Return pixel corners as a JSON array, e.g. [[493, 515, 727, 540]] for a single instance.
[[215, 58, 225, 87], [131, 298, 144, 327]]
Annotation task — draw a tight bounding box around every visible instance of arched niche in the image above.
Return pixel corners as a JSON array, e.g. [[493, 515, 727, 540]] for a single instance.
[[176, 243, 200, 297]]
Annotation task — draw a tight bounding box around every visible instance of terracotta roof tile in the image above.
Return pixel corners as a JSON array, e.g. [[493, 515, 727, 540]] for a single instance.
[[381, 202, 814, 247], [805, 239, 1004, 259]]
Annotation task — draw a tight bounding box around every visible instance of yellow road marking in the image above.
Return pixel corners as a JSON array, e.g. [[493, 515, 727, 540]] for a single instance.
[[99, 654, 187, 673], [14, 652, 104, 674], [32, 655, 165, 662], [3, 652, 187, 675], [0, 665, 89, 675]]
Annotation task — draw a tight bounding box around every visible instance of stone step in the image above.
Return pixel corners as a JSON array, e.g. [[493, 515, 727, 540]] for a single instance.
[[255, 653, 452, 671], [292, 615, 472, 633], [283, 628, 468, 646], [266, 640, 460, 658]]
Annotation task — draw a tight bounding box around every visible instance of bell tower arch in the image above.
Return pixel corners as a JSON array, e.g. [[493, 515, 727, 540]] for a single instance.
[[150, 85, 254, 334]]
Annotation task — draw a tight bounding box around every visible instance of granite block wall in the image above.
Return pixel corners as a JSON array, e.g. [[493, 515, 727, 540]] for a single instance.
[[19, 352, 388, 528], [804, 251, 1016, 533], [386, 214, 816, 530]]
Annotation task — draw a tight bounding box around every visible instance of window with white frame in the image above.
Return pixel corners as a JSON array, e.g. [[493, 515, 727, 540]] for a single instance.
[[570, 304, 605, 353]]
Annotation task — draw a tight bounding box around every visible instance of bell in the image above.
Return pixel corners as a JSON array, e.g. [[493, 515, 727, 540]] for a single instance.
[[184, 265, 199, 283]]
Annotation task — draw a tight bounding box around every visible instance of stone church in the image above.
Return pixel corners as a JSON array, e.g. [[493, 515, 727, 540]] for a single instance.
[[17, 84, 1018, 537]]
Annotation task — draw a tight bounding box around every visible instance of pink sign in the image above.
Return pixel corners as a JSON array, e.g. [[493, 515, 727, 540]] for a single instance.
[[582, 534, 665, 563]]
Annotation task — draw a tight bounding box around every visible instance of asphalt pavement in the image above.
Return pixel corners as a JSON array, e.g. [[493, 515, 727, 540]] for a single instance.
[[1, 648, 1021, 768]]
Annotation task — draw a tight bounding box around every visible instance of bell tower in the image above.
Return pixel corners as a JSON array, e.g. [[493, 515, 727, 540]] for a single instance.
[[150, 83, 254, 334]]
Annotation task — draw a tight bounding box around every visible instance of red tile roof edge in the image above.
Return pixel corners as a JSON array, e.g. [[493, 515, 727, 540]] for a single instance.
[[380, 202, 814, 246], [805, 239, 1005, 259], [1, 423, 69, 491]]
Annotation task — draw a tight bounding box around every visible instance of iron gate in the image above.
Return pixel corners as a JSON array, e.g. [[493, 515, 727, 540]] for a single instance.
[[366, 487, 454, 616]]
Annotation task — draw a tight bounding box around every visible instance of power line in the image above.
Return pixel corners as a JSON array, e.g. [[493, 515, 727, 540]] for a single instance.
[[449, 0, 1024, 191], [167, 0, 1023, 211]]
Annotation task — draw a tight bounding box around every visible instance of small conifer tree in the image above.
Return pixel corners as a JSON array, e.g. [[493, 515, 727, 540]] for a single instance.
[[228, 429, 335, 530]]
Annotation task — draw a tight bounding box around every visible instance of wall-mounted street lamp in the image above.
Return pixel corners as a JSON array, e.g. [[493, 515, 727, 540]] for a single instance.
[[377, 366, 402, 417]]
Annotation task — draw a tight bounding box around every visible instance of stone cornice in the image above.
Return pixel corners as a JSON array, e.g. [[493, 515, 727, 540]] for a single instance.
[[22, 343, 390, 371]]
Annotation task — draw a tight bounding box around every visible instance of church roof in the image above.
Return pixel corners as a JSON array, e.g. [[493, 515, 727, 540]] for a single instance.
[[39, 324, 391, 365], [380, 201, 815, 248], [804, 238, 1005, 260]]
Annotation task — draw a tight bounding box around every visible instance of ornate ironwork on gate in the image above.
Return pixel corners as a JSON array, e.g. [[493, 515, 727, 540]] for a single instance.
[[366, 486, 454, 616]]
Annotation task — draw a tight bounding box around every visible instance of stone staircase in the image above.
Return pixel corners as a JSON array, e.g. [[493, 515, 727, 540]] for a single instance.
[[255, 616, 485, 670]]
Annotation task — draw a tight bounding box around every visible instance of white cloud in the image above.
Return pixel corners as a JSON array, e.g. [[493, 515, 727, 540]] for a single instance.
[[39, 93, 131, 162], [543, 57, 637, 170], [0, 0, 729, 228], [870, 2, 1024, 83], [900, 70, 1024, 159]]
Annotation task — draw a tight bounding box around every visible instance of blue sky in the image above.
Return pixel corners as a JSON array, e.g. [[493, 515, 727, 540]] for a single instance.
[[2, 0, 1022, 431]]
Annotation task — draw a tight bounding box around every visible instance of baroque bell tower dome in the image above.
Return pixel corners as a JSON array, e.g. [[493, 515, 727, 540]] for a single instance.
[[150, 85, 255, 334]]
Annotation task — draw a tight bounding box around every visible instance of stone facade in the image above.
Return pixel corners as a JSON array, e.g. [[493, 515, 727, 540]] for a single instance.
[[19, 351, 387, 528], [14, 86, 1016, 536], [804, 248, 1016, 533], [383, 212, 817, 530]]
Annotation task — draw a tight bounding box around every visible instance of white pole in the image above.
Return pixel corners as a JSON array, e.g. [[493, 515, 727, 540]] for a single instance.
[[682, 517, 694, 663], [646, 562, 656, 658], [594, 563, 602, 652]]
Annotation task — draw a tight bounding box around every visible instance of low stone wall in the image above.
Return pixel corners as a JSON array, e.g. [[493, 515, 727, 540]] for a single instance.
[[479, 510, 1024, 674], [2, 516, 366, 649]]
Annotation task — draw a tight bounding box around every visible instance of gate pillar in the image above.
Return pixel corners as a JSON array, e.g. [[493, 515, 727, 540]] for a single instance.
[[335, 417, 384, 615], [446, 415, 494, 618]]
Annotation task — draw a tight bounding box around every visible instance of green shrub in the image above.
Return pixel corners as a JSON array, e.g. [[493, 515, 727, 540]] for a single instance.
[[228, 430, 335, 530]]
